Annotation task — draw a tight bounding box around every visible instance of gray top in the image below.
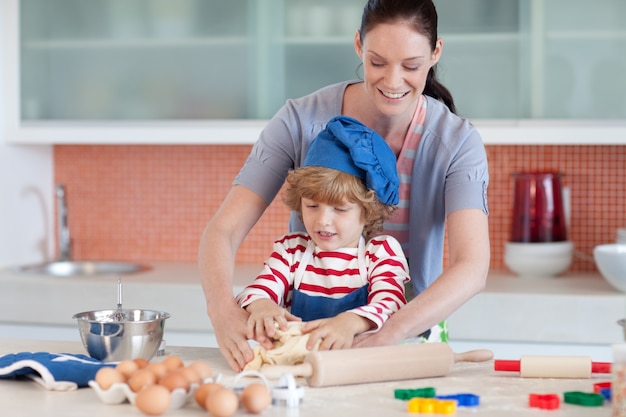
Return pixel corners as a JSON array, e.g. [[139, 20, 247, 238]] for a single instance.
[[234, 81, 489, 295]]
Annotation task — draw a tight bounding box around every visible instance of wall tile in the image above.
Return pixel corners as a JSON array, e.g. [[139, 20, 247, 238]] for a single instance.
[[54, 144, 626, 273]]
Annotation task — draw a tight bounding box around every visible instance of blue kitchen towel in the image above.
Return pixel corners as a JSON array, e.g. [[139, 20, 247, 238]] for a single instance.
[[0, 352, 114, 391]]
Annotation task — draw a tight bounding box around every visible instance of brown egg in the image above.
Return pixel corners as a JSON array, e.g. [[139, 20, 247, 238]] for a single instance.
[[135, 384, 171, 416], [128, 369, 157, 393], [179, 366, 201, 385], [187, 360, 213, 380], [194, 382, 223, 409], [134, 358, 150, 369], [159, 370, 190, 392], [241, 383, 272, 414], [115, 359, 139, 378], [161, 355, 184, 372], [145, 362, 168, 379], [94, 366, 125, 390], [206, 387, 239, 417]]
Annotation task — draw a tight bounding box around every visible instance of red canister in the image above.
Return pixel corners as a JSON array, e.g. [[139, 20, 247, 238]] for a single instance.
[[510, 171, 567, 243]]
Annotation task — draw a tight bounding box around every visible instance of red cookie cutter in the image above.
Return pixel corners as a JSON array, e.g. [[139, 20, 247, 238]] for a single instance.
[[529, 393, 560, 410]]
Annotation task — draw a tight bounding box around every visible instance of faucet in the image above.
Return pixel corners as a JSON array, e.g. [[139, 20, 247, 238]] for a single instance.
[[56, 184, 72, 261]]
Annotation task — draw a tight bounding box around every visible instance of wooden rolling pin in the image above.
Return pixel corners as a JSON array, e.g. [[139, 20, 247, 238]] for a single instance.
[[260, 342, 493, 387], [494, 355, 612, 378]]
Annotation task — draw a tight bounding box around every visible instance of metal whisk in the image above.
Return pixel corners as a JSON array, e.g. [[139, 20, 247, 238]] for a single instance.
[[111, 277, 126, 321]]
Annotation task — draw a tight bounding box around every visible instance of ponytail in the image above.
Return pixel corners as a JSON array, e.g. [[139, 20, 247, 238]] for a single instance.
[[424, 66, 457, 114]]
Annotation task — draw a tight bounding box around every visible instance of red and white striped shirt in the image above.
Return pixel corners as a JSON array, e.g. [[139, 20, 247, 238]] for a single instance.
[[235, 232, 410, 331]]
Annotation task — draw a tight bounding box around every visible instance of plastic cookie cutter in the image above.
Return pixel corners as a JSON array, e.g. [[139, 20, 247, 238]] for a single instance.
[[271, 373, 305, 408], [394, 387, 436, 400], [563, 391, 605, 407], [529, 393, 560, 410], [232, 370, 271, 395], [436, 393, 480, 407], [407, 397, 457, 415], [593, 382, 612, 400]]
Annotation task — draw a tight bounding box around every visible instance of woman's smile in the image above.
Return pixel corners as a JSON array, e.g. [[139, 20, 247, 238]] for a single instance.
[[380, 89, 409, 100]]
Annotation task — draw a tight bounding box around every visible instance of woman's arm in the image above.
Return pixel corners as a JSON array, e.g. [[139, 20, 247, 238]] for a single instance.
[[353, 208, 490, 347], [198, 185, 269, 372]]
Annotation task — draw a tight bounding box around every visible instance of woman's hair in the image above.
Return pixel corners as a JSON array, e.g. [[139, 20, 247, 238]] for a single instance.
[[359, 0, 457, 114], [283, 166, 396, 239]]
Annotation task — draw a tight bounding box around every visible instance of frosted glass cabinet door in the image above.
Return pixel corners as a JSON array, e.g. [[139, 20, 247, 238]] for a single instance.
[[280, 0, 363, 103], [435, 0, 626, 119], [436, 0, 523, 119], [541, 0, 626, 118], [20, 0, 253, 121], [7, 0, 626, 144], [17, 0, 364, 122]]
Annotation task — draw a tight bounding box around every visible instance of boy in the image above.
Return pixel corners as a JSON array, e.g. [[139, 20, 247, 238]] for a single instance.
[[236, 116, 409, 353]]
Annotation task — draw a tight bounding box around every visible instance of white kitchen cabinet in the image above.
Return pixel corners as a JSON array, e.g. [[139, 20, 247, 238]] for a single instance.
[[2, 0, 626, 144], [447, 271, 625, 364]]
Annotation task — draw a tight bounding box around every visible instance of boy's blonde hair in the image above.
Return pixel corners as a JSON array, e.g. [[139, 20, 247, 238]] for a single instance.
[[282, 166, 397, 239]]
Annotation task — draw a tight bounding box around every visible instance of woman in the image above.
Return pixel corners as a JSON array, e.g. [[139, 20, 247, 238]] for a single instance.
[[198, 0, 490, 372]]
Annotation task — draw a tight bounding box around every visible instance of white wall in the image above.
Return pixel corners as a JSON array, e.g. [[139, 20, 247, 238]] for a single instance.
[[0, 4, 54, 268]]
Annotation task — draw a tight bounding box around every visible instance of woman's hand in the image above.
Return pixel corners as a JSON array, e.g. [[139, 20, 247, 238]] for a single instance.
[[352, 313, 405, 347], [245, 299, 301, 345], [209, 301, 255, 372], [302, 312, 372, 350], [198, 186, 271, 372]]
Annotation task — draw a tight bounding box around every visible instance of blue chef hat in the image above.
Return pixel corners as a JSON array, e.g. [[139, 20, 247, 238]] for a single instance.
[[303, 116, 399, 205]]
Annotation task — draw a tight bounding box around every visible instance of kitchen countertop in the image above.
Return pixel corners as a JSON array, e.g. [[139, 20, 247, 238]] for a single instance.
[[0, 338, 613, 416], [0, 263, 624, 356]]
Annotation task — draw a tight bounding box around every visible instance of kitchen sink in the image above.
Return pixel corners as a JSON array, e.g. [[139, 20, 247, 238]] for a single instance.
[[14, 184, 151, 277], [14, 261, 150, 277]]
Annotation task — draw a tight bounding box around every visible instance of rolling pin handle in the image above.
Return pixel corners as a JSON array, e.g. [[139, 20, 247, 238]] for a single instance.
[[591, 362, 611, 374], [453, 349, 494, 363], [493, 359, 521, 372]]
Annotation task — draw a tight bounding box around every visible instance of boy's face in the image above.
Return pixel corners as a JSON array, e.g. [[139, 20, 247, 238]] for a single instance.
[[301, 197, 365, 251]]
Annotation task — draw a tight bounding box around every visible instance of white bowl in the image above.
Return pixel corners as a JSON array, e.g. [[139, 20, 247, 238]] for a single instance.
[[594, 244, 626, 292], [504, 241, 574, 277], [505, 241, 574, 256]]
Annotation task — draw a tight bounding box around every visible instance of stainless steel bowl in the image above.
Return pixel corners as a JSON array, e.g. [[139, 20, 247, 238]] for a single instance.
[[72, 309, 169, 362]]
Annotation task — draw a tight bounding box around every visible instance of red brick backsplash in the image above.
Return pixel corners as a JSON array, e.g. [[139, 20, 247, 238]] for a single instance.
[[54, 144, 626, 273]]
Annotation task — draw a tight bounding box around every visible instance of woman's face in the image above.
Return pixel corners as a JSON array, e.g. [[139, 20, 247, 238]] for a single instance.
[[355, 21, 442, 117], [301, 197, 364, 251]]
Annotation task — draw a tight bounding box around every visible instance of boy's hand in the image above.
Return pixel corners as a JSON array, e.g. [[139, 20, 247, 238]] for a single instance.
[[301, 312, 373, 350], [244, 299, 301, 346]]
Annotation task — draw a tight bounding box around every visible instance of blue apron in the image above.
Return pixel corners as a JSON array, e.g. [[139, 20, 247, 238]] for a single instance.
[[290, 237, 369, 322]]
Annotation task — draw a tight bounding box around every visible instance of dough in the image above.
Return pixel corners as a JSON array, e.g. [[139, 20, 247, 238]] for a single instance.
[[245, 322, 320, 370]]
